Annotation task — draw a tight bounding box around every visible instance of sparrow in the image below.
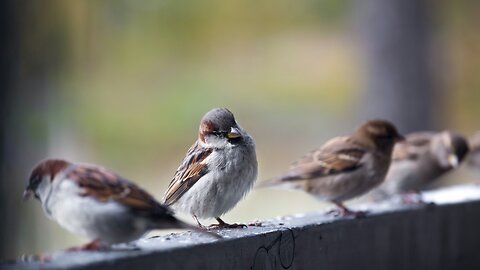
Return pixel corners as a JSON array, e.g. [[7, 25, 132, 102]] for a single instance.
[[23, 159, 219, 250], [372, 131, 470, 202], [466, 132, 480, 172], [163, 108, 258, 228], [259, 119, 404, 217]]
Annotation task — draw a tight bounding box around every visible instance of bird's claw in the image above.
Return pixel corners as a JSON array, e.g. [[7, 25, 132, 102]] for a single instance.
[[208, 223, 247, 229], [248, 220, 264, 227], [327, 208, 368, 218]]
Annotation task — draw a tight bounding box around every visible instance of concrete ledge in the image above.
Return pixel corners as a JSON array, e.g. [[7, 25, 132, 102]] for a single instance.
[[3, 184, 480, 270]]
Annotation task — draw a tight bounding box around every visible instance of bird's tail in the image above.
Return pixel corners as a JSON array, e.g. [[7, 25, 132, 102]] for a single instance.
[[256, 174, 299, 189], [256, 176, 283, 188]]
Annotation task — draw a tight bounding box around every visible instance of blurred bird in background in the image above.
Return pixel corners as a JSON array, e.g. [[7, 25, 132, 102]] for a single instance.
[[466, 132, 480, 175], [258, 119, 404, 217], [371, 131, 470, 203]]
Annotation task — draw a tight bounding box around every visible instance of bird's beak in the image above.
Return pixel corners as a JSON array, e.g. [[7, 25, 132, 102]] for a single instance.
[[23, 189, 34, 201], [227, 127, 241, 139], [448, 154, 459, 168], [395, 134, 406, 142]]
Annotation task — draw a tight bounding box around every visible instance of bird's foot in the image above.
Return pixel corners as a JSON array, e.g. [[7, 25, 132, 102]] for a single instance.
[[66, 240, 104, 252], [248, 220, 264, 227], [327, 208, 368, 218], [350, 210, 368, 218], [401, 192, 425, 205], [208, 222, 247, 229], [401, 193, 436, 210], [209, 217, 247, 229], [329, 202, 368, 218]]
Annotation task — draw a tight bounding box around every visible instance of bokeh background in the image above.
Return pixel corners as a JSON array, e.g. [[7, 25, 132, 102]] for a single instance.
[[1, 0, 479, 260]]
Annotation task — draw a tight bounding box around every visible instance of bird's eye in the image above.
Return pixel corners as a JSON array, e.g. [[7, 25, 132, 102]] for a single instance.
[[32, 176, 42, 188], [211, 131, 227, 137], [26, 176, 40, 194]]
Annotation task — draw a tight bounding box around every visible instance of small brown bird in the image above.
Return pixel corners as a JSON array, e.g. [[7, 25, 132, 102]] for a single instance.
[[372, 131, 470, 202], [466, 132, 480, 172], [163, 108, 257, 228], [24, 159, 219, 251], [259, 119, 404, 217]]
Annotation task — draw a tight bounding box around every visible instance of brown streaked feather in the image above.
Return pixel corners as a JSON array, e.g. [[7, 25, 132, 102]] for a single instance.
[[291, 137, 349, 166], [281, 136, 366, 181], [66, 164, 172, 217], [163, 142, 212, 206]]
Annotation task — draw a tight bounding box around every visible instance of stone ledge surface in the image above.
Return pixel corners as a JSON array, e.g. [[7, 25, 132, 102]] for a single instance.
[[3, 184, 480, 270]]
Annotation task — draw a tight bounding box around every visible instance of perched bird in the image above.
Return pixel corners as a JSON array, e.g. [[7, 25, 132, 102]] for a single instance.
[[163, 108, 257, 228], [372, 131, 470, 201], [259, 119, 403, 217], [24, 159, 218, 250], [466, 132, 480, 173]]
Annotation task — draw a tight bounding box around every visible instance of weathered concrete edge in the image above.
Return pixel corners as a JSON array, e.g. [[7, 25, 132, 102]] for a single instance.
[[4, 184, 480, 270]]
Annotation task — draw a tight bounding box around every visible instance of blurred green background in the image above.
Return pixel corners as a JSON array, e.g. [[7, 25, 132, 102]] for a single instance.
[[1, 0, 479, 260]]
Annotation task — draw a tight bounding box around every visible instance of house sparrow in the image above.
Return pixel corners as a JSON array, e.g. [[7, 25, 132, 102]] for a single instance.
[[372, 131, 470, 202], [163, 108, 257, 228], [259, 119, 403, 217], [23, 159, 219, 250], [466, 132, 480, 172]]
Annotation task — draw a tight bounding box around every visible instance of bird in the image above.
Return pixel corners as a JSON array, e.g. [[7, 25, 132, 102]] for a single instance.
[[258, 119, 404, 217], [23, 159, 219, 251], [371, 131, 470, 202], [163, 107, 258, 228], [466, 131, 480, 173]]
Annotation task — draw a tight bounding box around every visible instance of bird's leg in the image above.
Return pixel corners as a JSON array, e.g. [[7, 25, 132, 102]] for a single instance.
[[401, 191, 424, 204], [329, 201, 367, 218], [193, 215, 205, 229], [208, 217, 247, 229], [66, 239, 104, 252]]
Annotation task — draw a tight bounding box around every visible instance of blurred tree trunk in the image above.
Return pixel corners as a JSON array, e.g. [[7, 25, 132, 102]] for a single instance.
[[355, 0, 437, 133], [0, 0, 21, 260], [0, 1, 65, 259]]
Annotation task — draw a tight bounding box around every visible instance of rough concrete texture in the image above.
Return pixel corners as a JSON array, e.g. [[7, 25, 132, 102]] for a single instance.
[[3, 184, 480, 270]]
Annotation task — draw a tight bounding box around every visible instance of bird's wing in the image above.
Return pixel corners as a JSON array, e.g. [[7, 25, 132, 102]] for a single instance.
[[163, 141, 212, 206], [280, 136, 367, 181], [66, 164, 172, 217]]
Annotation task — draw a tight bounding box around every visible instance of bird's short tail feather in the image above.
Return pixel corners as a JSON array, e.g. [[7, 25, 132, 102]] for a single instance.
[[256, 177, 284, 188], [256, 173, 300, 188]]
